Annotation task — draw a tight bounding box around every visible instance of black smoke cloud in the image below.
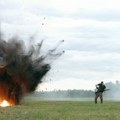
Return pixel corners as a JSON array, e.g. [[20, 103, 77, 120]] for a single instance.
[[0, 33, 64, 105]]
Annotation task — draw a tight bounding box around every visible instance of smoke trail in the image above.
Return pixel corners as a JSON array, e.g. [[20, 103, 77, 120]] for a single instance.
[[0, 33, 64, 105]]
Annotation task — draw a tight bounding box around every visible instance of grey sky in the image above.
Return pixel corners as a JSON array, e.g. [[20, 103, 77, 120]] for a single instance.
[[1, 0, 120, 90]]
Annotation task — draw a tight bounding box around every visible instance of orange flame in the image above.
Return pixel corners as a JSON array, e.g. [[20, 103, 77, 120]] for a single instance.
[[0, 100, 13, 107]]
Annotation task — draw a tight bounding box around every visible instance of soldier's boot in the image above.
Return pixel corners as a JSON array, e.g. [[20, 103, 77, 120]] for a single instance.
[[95, 98, 97, 104], [100, 98, 103, 104]]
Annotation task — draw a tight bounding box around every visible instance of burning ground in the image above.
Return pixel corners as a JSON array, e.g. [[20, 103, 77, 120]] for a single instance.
[[0, 33, 64, 106]]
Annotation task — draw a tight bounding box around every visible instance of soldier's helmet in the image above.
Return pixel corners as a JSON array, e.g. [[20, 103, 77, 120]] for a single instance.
[[101, 81, 103, 84]]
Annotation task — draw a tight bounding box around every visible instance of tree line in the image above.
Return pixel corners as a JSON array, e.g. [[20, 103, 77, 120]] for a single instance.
[[33, 81, 120, 99]]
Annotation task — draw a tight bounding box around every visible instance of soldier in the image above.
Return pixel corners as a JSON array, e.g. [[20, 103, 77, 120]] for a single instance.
[[95, 81, 106, 104]]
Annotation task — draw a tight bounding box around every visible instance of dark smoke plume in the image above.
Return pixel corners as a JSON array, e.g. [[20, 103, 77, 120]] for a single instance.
[[0, 33, 64, 105]]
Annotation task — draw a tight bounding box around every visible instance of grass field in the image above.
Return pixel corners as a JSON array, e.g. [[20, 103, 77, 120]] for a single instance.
[[0, 99, 120, 120]]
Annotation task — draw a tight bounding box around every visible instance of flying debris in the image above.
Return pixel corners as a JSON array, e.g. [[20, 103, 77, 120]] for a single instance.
[[0, 33, 64, 106]]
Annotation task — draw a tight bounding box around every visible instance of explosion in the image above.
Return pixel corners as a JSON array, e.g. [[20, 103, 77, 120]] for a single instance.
[[0, 33, 64, 106], [0, 100, 13, 107]]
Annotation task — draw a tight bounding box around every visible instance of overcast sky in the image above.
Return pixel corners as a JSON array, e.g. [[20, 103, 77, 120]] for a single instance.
[[1, 0, 120, 90]]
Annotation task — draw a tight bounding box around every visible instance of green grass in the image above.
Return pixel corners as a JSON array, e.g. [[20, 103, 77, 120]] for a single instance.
[[0, 100, 120, 120]]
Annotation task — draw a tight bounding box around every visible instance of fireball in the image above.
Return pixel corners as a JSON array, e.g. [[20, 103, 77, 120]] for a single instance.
[[0, 100, 13, 107]]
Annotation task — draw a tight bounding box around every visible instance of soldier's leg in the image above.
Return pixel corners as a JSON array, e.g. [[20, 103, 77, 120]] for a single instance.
[[100, 93, 103, 103], [95, 93, 99, 104]]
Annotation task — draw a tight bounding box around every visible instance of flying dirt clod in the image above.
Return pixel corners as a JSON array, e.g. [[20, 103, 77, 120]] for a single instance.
[[0, 34, 64, 105]]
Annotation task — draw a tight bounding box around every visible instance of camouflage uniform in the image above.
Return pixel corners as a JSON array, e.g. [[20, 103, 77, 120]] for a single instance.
[[95, 81, 106, 104]]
